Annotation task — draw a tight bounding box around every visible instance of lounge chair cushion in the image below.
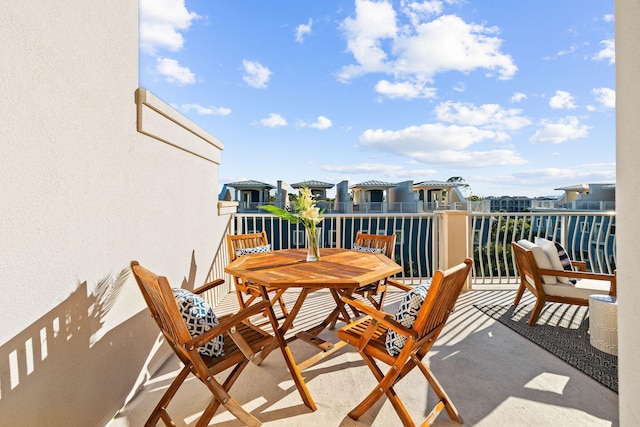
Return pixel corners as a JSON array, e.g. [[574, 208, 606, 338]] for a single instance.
[[173, 288, 225, 357], [352, 243, 386, 254], [543, 279, 610, 299], [385, 280, 431, 356], [535, 237, 574, 285], [235, 244, 272, 257], [517, 239, 555, 284]]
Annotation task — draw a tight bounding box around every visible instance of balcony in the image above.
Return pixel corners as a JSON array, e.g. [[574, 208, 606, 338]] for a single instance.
[[109, 210, 619, 426], [109, 287, 618, 426]]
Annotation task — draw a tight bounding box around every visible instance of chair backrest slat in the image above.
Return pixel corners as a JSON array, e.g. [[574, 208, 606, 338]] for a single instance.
[[131, 261, 192, 360], [354, 232, 396, 259], [413, 259, 472, 337], [227, 231, 269, 262]]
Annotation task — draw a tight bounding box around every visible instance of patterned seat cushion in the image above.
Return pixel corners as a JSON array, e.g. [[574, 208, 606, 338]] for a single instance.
[[352, 243, 386, 254], [173, 288, 224, 357], [385, 280, 432, 356], [235, 244, 271, 257]]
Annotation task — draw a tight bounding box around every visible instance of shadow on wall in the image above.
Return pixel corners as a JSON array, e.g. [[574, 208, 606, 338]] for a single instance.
[[0, 269, 162, 426]]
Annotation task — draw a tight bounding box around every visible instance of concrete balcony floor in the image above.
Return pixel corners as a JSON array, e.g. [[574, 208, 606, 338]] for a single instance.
[[108, 288, 618, 426]]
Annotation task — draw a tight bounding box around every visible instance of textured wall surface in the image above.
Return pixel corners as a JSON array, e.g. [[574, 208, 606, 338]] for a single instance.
[[0, 1, 228, 424]]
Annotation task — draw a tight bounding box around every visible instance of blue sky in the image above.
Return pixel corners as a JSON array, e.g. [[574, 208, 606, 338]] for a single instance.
[[139, 0, 615, 198]]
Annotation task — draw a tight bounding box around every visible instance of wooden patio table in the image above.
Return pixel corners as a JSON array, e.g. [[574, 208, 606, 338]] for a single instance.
[[224, 247, 402, 411]]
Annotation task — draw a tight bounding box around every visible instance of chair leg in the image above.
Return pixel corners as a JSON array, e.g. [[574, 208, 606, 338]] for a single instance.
[[413, 354, 462, 425], [513, 281, 526, 305], [528, 298, 546, 326], [348, 352, 407, 424], [197, 359, 261, 427], [145, 364, 191, 427]]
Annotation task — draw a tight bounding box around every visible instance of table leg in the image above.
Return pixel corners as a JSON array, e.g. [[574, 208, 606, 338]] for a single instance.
[[259, 286, 317, 411]]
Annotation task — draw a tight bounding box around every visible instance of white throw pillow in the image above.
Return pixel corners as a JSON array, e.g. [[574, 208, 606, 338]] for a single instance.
[[535, 237, 573, 285], [516, 239, 555, 284]]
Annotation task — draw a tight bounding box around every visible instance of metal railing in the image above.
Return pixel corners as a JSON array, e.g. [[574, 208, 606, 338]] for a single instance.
[[212, 211, 616, 288], [471, 212, 616, 285]]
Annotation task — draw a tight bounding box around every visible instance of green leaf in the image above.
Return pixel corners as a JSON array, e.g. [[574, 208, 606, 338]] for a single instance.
[[258, 204, 301, 223]]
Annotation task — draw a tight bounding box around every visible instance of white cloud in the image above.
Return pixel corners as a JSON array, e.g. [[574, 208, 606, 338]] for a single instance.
[[295, 19, 313, 43], [242, 60, 272, 88], [260, 113, 287, 127], [529, 116, 590, 144], [593, 39, 615, 64], [338, 3, 517, 99], [139, 0, 199, 55], [549, 90, 577, 109], [155, 57, 195, 85], [592, 87, 615, 109], [339, 0, 398, 78], [513, 164, 616, 184], [308, 116, 333, 130], [434, 101, 531, 131], [401, 0, 444, 27], [511, 92, 527, 103], [321, 163, 437, 178], [358, 122, 526, 167], [473, 164, 615, 196], [603, 14, 614, 23], [375, 80, 437, 99], [180, 103, 231, 116]]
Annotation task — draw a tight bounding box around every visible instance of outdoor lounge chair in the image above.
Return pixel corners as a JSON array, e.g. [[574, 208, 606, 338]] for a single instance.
[[131, 261, 275, 427], [512, 240, 617, 326], [338, 258, 473, 427], [226, 231, 290, 321]]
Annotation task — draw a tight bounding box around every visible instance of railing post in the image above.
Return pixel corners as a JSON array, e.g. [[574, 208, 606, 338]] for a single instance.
[[438, 211, 472, 289]]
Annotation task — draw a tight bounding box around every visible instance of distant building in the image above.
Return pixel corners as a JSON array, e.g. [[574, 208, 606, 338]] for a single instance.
[[487, 195, 533, 212], [531, 183, 615, 211], [224, 180, 274, 212]]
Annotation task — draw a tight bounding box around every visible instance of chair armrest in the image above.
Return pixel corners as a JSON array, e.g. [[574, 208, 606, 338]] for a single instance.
[[571, 261, 587, 271], [187, 300, 271, 348], [537, 268, 615, 282], [341, 295, 416, 339], [385, 279, 413, 292], [193, 278, 225, 294], [538, 268, 616, 296]]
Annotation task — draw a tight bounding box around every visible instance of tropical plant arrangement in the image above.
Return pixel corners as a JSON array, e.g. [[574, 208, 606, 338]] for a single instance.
[[258, 184, 324, 261]]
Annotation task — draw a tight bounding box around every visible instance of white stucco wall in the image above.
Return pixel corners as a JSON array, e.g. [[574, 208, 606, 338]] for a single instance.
[[616, 0, 640, 424], [0, 1, 229, 425]]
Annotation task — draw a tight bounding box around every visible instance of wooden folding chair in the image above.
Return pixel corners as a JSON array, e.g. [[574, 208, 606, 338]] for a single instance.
[[351, 232, 397, 309], [226, 231, 290, 321], [329, 232, 398, 329], [338, 258, 473, 427], [131, 261, 275, 427]]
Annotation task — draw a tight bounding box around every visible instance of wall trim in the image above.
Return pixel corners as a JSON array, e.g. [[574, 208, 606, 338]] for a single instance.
[[135, 88, 223, 164]]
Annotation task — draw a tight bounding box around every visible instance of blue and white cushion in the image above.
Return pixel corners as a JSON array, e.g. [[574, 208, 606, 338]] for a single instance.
[[352, 243, 386, 254], [554, 242, 577, 284], [385, 280, 432, 356], [236, 244, 271, 257], [172, 288, 224, 357]]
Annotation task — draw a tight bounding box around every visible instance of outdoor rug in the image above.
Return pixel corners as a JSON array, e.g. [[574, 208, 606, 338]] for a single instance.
[[474, 303, 618, 393]]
